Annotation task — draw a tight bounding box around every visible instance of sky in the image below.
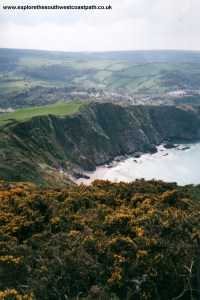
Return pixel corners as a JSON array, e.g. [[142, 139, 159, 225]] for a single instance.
[[0, 0, 199, 52]]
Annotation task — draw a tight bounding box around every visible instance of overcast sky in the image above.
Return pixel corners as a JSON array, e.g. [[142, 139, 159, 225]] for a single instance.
[[0, 0, 199, 51]]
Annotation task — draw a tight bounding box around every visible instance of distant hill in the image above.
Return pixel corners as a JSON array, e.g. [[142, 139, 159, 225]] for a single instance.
[[1, 48, 200, 63], [1, 101, 200, 185], [1, 48, 200, 108]]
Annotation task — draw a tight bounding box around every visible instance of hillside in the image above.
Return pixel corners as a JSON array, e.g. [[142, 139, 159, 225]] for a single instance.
[[1, 48, 200, 108], [0, 179, 199, 299], [1, 102, 200, 185]]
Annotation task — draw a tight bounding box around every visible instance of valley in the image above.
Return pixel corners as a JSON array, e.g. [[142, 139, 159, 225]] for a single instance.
[[1, 49, 200, 109]]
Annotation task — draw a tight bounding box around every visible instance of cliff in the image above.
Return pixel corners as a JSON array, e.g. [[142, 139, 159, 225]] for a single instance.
[[1, 102, 200, 185]]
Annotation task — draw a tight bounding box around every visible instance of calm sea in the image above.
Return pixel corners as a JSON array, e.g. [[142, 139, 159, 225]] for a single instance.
[[77, 142, 200, 185]]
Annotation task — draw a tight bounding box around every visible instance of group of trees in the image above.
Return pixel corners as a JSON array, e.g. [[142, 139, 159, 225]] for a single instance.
[[0, 179, 200, 299], [160, 70, 200, 90], [20, 65, 96, 83]]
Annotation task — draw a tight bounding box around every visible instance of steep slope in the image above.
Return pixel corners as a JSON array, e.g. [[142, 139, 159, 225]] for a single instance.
[[1, 102, 200, 185]]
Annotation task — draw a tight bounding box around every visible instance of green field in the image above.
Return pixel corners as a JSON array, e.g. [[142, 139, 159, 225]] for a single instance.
[[1, 48, 200, 108], [72, 61, 200, 95], [0, 102, 82, 126]]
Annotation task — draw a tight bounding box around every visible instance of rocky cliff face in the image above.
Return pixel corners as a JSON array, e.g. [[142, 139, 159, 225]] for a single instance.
[[1, 102, 200, 185]]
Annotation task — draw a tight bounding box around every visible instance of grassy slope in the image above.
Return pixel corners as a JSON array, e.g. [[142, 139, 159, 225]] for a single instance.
[[0, 102, 82, 126]]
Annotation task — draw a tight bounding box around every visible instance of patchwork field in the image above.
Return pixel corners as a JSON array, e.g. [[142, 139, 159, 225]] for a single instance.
[[0, 48, 200, 108]]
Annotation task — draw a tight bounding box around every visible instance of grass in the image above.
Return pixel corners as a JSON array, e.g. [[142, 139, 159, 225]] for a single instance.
[[106, 63, 131, 71], [0, 86, 20, 93], [93, 71, 113, 82], [0, 102, 82, 126]]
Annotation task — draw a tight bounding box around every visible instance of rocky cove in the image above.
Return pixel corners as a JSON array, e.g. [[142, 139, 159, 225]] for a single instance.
[[77, 142, 200, 185]]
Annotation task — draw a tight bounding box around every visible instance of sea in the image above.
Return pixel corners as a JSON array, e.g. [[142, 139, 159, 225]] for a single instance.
[[77, 142, 200, 186]]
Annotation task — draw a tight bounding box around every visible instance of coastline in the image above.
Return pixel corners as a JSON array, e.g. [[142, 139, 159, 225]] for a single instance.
[[76, 142, 198, 185], [76, 144, 168, 185]]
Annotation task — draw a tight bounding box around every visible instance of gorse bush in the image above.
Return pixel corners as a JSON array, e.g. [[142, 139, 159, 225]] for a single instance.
[[0, 179, 200, 299]]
